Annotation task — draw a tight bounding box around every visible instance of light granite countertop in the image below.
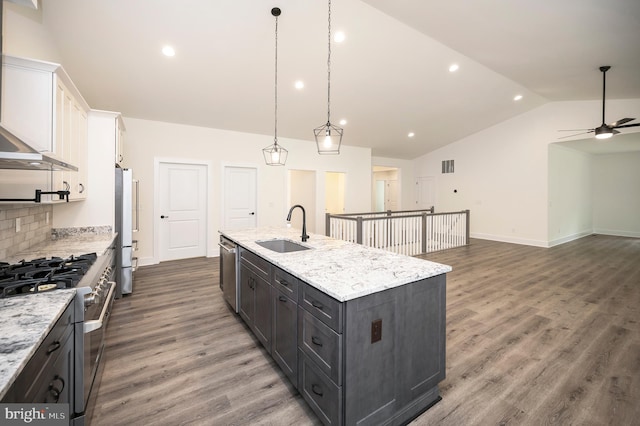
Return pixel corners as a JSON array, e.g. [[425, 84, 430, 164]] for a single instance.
[[0, 290, 76, 400], [0, 232, 117, 400], [220, 226, 452, 302]]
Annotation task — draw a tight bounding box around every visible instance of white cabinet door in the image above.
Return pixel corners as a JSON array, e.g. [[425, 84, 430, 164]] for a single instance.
[[1, 61, 54, 152]]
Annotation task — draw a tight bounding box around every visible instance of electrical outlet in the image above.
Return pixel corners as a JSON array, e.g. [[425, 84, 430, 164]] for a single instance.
[[371, 319, 382, 343], [16, 218, 21, 232]]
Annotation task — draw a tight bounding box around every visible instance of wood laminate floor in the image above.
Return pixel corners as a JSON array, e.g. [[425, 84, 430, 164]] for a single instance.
[[90, 235, 640, 425]]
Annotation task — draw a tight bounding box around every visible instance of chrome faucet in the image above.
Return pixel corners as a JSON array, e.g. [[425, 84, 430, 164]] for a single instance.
[[287, 204, 309, 242]]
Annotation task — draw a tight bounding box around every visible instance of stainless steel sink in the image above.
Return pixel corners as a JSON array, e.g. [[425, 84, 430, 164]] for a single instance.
[[255, 239, 310, 253]]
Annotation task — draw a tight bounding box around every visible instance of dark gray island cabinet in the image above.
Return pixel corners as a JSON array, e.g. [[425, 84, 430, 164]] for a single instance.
[[236, 244, 446, 426]]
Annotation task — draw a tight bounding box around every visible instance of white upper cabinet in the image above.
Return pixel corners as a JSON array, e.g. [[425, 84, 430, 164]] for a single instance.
[[0, 55, 90, 202]]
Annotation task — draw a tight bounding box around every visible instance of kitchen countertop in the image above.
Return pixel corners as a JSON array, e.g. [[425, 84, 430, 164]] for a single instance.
[[0, 290, 75, 400], [220, 226, 452, 302], [0, 232, 117, 400]]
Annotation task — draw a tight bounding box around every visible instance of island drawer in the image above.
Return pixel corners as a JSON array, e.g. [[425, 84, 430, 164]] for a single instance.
[[299, 350, 342, 426], [274, 267, 298, 300], [299, 308, 342, 386], [240, 248, 271, 280], [300, 283, 343, 333]]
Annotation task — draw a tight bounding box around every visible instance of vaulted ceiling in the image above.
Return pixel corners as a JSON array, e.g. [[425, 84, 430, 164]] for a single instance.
[[8, 0, 640, 158]]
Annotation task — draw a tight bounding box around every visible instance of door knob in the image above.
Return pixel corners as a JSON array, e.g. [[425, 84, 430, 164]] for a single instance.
[[161, 215, 169, 219], [249, 212, 255, 215]]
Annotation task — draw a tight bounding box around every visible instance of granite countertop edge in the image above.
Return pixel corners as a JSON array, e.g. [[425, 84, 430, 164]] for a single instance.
[[220, 226, 452, 302], [0, 290, 76, 400]]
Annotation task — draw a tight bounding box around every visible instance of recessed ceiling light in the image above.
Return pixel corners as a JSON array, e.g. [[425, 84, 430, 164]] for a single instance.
[[162, 46, 175, 57], [339, 119, 347, 126], [449, 64, 459, 72], [513, 94, 523, 101], [408, 132, 415, 138], [334, 31, 346, 43], [294, 80, 304, 89]]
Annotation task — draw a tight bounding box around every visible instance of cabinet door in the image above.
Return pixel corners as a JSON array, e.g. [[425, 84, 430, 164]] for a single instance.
[[400, 275, 446, 401], [1, 61, 53, 152], [32, 332, 74, 410], [239, 263, 254, 326], [273, 289, 298, 386], [253, 275, 272, 353]]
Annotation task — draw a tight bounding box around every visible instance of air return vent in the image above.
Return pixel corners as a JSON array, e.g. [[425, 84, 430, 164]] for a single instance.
[[442, 160, 454, 174]]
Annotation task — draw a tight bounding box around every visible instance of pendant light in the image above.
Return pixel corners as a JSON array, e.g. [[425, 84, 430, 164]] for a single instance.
[[314, 0, 342, 155], [263, 7, 288, 166]]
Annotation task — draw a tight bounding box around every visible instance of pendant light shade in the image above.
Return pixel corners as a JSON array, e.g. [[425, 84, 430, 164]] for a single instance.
[[314, 0, 342, 155], [263, 7, 288, 166]]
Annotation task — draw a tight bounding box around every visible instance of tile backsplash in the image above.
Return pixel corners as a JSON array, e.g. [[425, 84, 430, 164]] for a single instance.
[[0, 204, 53, 261]]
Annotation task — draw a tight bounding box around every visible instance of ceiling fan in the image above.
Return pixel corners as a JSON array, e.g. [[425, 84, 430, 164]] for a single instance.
[[559, 66, 640, 140]]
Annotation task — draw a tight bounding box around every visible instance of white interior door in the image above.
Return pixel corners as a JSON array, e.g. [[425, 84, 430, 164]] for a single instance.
[[416, 176, 436, 210], [159, 162, 207, 261], [223, 166, 257, 230], [385, 180, 398, 211]]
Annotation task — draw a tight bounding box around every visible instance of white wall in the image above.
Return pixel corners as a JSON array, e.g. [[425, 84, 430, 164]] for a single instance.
[[413, 99, 640, 247], [123, 117, 372, 265], [592, 152, 640, 238], [3, 2, 62, 63], [547, 144, 592, 246]]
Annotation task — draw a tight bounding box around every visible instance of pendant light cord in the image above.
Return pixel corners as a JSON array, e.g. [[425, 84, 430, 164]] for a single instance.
[[274, 14, 279, 144], [327, 0, 332, 124]]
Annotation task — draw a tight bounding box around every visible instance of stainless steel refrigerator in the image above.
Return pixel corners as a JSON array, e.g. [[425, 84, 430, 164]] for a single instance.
[[115, 167, 139, 297]]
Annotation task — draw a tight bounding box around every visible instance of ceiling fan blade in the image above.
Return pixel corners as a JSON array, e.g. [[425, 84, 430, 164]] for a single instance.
[[614, 122, 640, 129], [558, 128, 593, 132], [557, 130, 594, 139], [610, 117, 635, 127]]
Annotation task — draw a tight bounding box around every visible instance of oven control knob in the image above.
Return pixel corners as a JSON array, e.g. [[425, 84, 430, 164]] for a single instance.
[[84, 292, 96, 307]]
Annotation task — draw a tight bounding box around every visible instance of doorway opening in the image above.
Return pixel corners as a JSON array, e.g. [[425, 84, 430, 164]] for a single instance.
[[372, 166, 399, 212]]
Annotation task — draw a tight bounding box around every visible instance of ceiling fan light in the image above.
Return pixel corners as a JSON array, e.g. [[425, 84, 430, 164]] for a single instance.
[[594, 125, 613, 140]]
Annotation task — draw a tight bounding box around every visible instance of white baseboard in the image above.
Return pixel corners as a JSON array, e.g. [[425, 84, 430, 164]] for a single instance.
[[137, 256, 156, 267], [593, 228, 640, 238], [470, 232, 549, 248], [548, 230, 593, 247]]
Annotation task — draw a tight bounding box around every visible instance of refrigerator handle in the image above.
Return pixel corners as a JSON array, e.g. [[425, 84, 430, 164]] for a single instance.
[[133, 179, 140, 232]]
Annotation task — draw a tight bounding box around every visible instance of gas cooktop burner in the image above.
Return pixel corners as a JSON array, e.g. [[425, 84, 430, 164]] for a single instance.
[[0, 253, 98, 298]]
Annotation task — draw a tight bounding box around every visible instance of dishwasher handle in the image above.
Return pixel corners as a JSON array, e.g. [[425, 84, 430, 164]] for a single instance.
[[218, 242, 236, 254]]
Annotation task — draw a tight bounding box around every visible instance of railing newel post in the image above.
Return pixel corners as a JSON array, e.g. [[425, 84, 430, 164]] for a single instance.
[[325, 213, 331, 237], [356, 216, 363, 244], [465, 209, 470, 245]]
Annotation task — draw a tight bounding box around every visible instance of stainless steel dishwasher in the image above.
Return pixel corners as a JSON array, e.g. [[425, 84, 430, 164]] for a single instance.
[[219, 235, 238, 312]]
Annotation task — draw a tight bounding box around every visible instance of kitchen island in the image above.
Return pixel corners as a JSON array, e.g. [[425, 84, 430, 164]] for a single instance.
[[220, 227, 451, 426]]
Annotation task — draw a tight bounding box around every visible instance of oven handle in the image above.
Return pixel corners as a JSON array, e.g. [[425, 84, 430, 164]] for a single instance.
[[83, 281, 116, 334]]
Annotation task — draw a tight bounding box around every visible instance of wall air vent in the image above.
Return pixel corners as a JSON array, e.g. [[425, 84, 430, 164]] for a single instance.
[[442, 159, 454, 174]]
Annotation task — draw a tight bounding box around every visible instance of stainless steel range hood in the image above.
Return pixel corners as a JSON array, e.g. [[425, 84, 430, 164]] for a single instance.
[[0, 125, 78, 171]]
